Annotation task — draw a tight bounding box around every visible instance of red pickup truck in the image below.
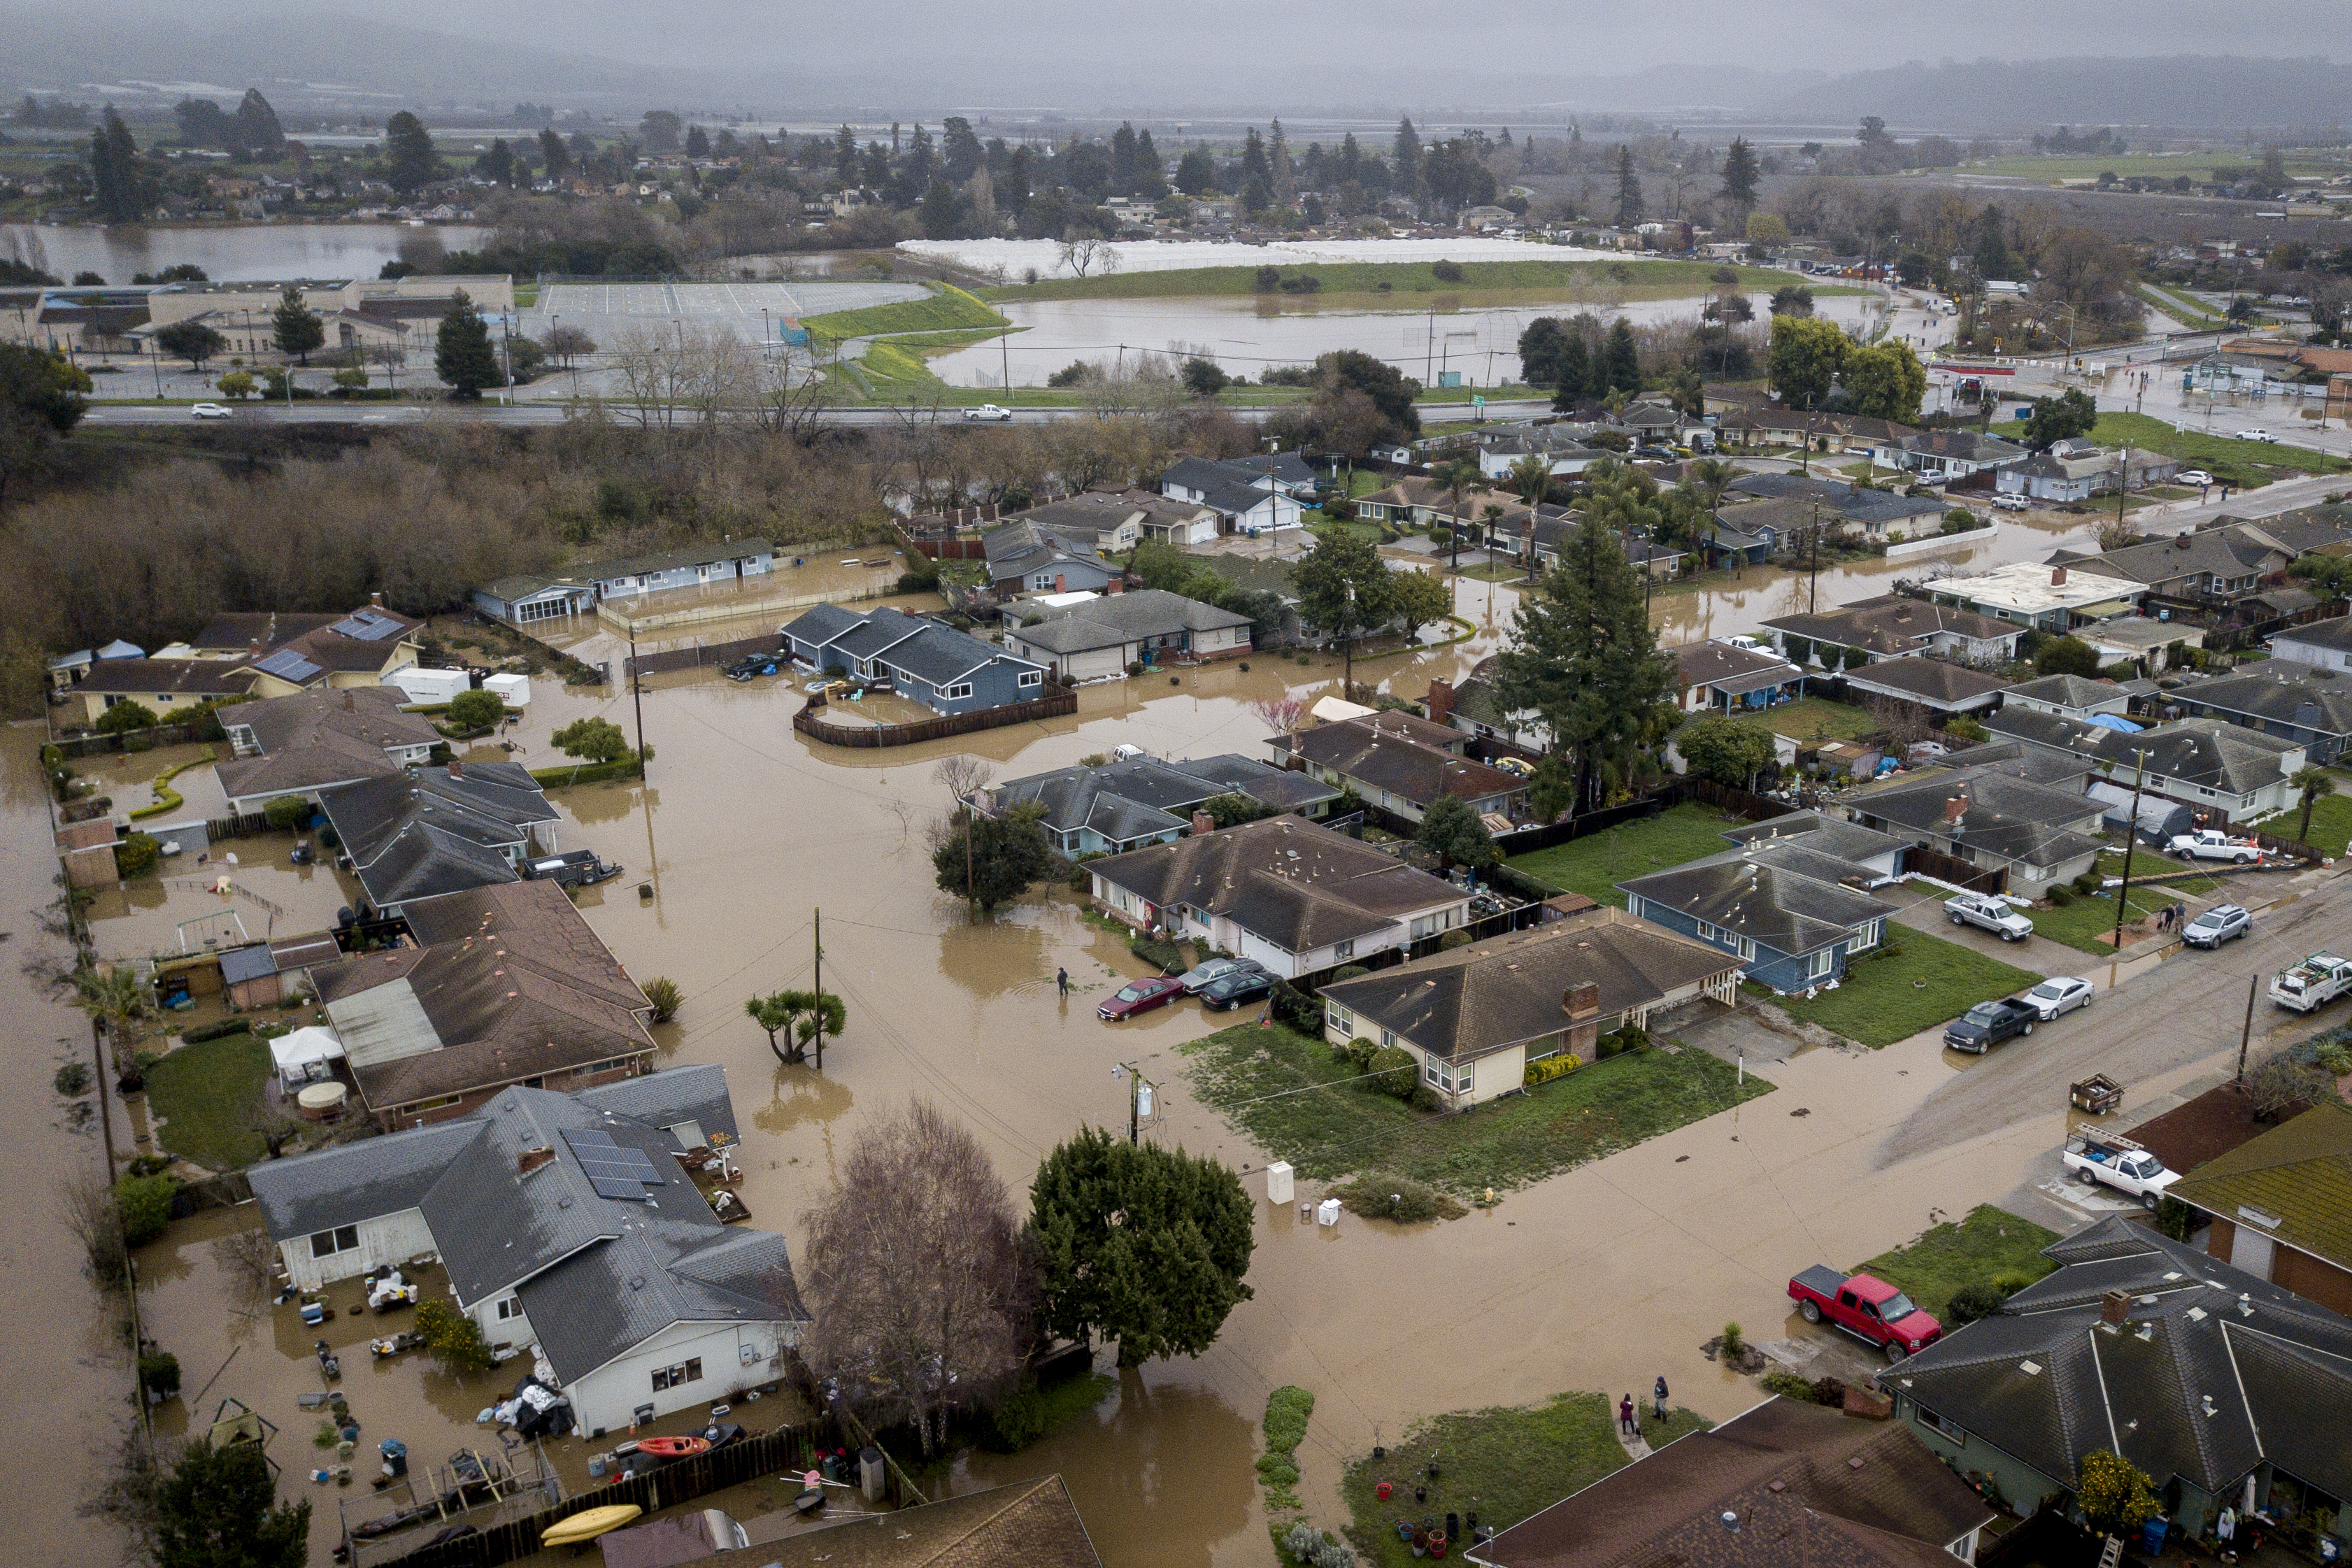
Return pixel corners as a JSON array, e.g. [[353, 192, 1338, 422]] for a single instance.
[[1788, 1267, 1944, 1363]]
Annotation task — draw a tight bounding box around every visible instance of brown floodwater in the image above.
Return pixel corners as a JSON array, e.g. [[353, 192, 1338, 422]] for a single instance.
[[8, 537, 2110, 1563]]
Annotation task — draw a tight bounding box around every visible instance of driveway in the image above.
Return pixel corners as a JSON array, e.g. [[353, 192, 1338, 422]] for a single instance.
[[1881, 883, 2086, 980]]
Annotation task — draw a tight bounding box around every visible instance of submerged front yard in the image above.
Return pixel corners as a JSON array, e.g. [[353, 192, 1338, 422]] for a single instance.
[[1181, 1020, 1772, 1196]]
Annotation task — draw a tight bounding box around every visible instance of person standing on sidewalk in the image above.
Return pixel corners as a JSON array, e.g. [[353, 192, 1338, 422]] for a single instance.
[[1618, 1393, 1637, 1437]]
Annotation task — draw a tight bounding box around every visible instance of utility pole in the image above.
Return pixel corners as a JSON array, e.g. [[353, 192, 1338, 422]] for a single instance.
[[627, 628, 648, 768], [149, 340, 162, 399], [1115, 1062, 1151, 1144], [811, 908, 824, 1070], [1808, 499, 1822, 614], [2111, 749, 2150, 953], [2114, 447, 2129, 536], [2237, 973, 2257, 1083]]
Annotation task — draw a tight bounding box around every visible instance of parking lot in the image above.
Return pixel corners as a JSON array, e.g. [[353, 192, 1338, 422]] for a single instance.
[[523, 278, 927, 343]]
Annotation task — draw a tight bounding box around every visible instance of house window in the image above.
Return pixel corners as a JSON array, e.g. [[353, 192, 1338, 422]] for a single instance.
[[1806, 947, 1836, 981], [1914, 1403, 1966, 1443], [1018, 670, 1042, 688], [1850, 920, 1883, 953], [1410, 915, 1436, 940], [1326, 1002, 1354, 1034], [1380, 1029, 1397, 1050], [650, 1358, 704, 1393], [1333, 939, 1354, 960], [1423, 1055, 1442, 1088], [941, 682, 974, 701], [495, 1297, 523, 1321], [309, 1225, 359, 1260]]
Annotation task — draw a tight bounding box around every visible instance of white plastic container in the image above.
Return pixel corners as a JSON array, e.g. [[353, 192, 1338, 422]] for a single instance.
[[1265, 1161, 1295, 1204], [483, 671, 532, 708], [383, 667, 466, 705], [1316, 1197, 1341, 1227]]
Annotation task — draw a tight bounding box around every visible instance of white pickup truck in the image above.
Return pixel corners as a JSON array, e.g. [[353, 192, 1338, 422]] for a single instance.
[[2061, 1133, 2178, 1211], [2168, 828, 2262, 864], [2271, 952, 2352, 1011]]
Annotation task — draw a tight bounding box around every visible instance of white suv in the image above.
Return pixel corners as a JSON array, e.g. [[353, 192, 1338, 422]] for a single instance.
[[1946, 892, 2034, 942]]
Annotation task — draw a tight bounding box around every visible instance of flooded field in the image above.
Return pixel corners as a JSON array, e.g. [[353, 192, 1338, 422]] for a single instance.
[[1, 222, 488, 285], [7, 555, 2105, 1565]]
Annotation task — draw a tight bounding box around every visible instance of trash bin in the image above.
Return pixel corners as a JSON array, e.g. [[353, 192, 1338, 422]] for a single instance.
[[379, 1439, 408, 1480], [1316, 1197, 1341, 1227], [2138, 1515, 2167, 1555], [860, 1445, 886, 1504]]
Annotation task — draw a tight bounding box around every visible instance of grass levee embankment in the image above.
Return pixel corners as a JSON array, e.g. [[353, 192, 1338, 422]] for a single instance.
[[986, 258, 1850, 305]]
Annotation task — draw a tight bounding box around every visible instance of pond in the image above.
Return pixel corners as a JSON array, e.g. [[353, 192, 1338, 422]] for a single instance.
[[1, 222, 490, 285]]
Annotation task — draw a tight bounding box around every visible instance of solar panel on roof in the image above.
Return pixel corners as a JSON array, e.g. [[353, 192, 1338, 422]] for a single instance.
[[255, 648, 323, 682], [560, 1126, 666, 1201], [329, 610, 406, 641]]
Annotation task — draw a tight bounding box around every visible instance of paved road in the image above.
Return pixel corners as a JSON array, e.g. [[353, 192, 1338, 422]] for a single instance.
[[1880, 861, 2352, 1163]]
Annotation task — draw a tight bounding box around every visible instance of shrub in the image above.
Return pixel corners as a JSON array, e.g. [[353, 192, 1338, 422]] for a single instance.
[[641, 976, 681, 1023], [138, 1352, 182, 1401], [1329, 965, 1369, 984], [95, 699, 160, 734], [1264, 1385, 1314, 1453], [113, 832, 161, 880], [54, 1062, 92, 1097], [1430, 259, 1464, 283], [1945, 1281, 2009, 1325], [987, 1385, 1051, 1450], [2072, 871, 2102, 895], [415, 1298, 495, 1374], [182, 1018, 252, 1044], [2047, 883, 2076, 906], [1344, 1036, 1378, 1069], [1525, 1054, 1579, 1085], [1284, 1520, 1355, 1568], [445, 687, 505, 732], [1408, 1085, 1444, 1112], [1365, 1045, 1418, 1098], [1720, 1320, 1745, 1357], [1332, 1172, 1461, 1223], [115, 1174, 178, 1246], [262, 795, 311, 830], [1760, 1368, 1819, 1402], [1131, 935, 1185, 974]]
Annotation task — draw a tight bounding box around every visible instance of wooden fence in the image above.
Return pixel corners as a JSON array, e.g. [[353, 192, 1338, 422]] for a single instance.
[[204, 813, 273, 840], [623, 634, 786, 680], [364, 1423, 848, 1568], [52, 721, 215, 758], [792, 688, 1077, 748], [1904, 844, 2007, 895]]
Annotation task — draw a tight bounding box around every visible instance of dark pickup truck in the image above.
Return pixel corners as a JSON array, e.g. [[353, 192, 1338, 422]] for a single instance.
[[1788, 1266, 1944, 1363], [522, 849, 624, 889], [1943, 997, 2038, 1054]]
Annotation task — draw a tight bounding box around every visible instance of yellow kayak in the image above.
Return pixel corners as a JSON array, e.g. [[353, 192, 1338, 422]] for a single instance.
[[541, 1505, 642, 1547]]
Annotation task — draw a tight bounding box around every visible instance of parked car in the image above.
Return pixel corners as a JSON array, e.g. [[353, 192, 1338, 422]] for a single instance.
[[2270, 951, 2352, 1012], [1944, 997, 2039, 1053], [2176, 469, 2214, 487], [1098, 975, 1185, 1021], [522, 849, 624, 889], [1990, 492, 2031, 512], [2024, 976, 2094, 1020], [962, 404, 1015, 423], [2061, 1132, 2177, 1211], [1787, 1267, 1943, 1363], [1199, 969, 1275, 1011], [2233, 428, 2275, 443], [724, 653, 780, 681], [1178, 957, 1262, 995], [1946, 891, 2034, 941], [190, 401, 233, 419], [2169, 828, 2260, 864], [2181, 903, 2250, 948]]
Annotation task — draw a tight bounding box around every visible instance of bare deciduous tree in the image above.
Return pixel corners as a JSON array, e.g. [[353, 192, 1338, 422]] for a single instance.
[[1248, 696, 1308, 734], [1056, 231, 1119, 280], [211, 1224, 283, 1295], [60, 1166, 130, 1292], [932, 753, 996, 805], [799, 1101, 1033, 1455]]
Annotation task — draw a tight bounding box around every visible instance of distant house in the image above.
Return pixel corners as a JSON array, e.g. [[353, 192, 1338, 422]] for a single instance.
[[308, 879, 652, 1125], [469, 541, 775, 624], [1010, 489, 1222, 548], [1715, 488, 1944, 548], [183, 605, 425, 698], [781, 605, 1049, 716], [1001, 588, 1253, 682], [2078, 614, 2201, 673], [215, 686, 441, 814], [1667, 639, 1804, 714], [1618, 839, 1898, 993], [1318, 908, 1743, 1107], [1476, 1397, 1995, 1568], [1762, 595, 2023, 668], [2053, 525, 2300, 616], [1889, 1216, 2352, 1555], [1893, 429, 2030, 482], [1996, 439, 2179, 501], [320, 758, 562, 918], [1996, 672, 2133, 722], [69, 658, 257, 726], [1276, 712, 1527, 824], [1474, 430, 1607, 481], [1984, 707, 2306, 821], [2169, 1099, 2352, 1318], [1844, 762, 2105, 890], [2270, 614, 2352, 672], [245, 1064, 808, 1437], [2165, 664, 2352, 763], [1429, 657, 1550, 753], [1837, 656, 2009, 716], [1087, 815, 1471, 978], [1158, 456, 1306, 535], [981, 753, 1339, 855]]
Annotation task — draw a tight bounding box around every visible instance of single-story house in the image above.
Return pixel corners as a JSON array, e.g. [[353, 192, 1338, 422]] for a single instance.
[[1984, 707, 2306, 822], [1837, 657, 2011, 716], [1844, 763, 2106, 890], [2270, 614, 2352, 672], [245, 1064, 808, 1438], [981, 517, 1125, 597], [1893, 429, 2030, 482], [2167, 664, 2352, 764], [978, 753, 1339, 855], [1001, 588, 1253, 681], [2054, 525, 2295, 615], [2078, 614, 2201, 673], [69, 658, 257, 726], [1475, 433, 1608, 481], [1619, 840, 1900, 994], [188, 605, 425, 698], [1159, 456, 1306, 534], [471, 573, 599, 626], [2169, 1099, 2352, 1318], [468, 541, 776, 622], [1321, 906, 1741, 1107], [1357, 477, 1467, 527], [1718, 809, 1909, 883], [1762, 596, 2023, 668], [1997, 672, 2133, 722], [1276, 712, 1527, 824], [1087, 815, 1471, 979], [1429, 658, 1551, 753], [781, 605, 1050, 716], [1927, 560, 2146, 634], [319, 757, 561, 918], [1475, 1396, 1995, 1568], [1667, 639, 1803, 714], [310, 878, 655, 1126], [215, 686, 441, 814], [1888, 1216, 2352, 1553]]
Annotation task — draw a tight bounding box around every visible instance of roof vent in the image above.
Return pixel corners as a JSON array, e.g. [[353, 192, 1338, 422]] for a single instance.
[[2134, 1322, 2154, 1341], [2162, 1271, 2183, 1282], [1767, 1480, 1787, 1493], [1847, 1456, 1866, 1471], [2186, 1306, 2208, 1323], [1720, 1512, 1739, 1532], [2237, 1205, 2282, 1231], [2201, 1395, 2216, 1417], [557, 1195, 573, 1209], [629, 1276, 644, 1290], [2018, 1360, 2042, 1377]]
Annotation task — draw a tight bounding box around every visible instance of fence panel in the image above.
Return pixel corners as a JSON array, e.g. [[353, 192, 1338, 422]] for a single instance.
[[1904, 845, 2006, 895], [623, 635, 785, 680]]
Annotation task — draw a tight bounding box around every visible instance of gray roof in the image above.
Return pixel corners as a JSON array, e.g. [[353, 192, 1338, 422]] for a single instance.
[[1762, 595, 2018, 656], [990, 753, 1336, 841], [1011, 588, 1251, 655], [1839, 657, 2011, 708], [825, 606, 931, 664], [1986, 708, 2302, 797], [783, 605, 1036, 689], [1161, 455, 1272, 496], [2275, 615, 2352, 655], [981, 515, 1118, 576], [2000, 673, 2130, 710], [2170, 664, 2352, 738], [1669, 639, 1800, 696], [1888, 1216, 2352, 1503], [1280, 714, 1527, 810], [1619, 843, 1899, 957], [781, 601, 868, 648], [322, 762, 552, 911], [569, 539, 775, 584], [1718, 809, 1907, 864], [2056, 524, 2290, 591], [1848, 764, 2105, 869], [246, 1119, 483, 1241]]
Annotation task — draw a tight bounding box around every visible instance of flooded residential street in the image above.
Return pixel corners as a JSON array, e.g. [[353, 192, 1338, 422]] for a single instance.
[[11, 534, 2336, 1567]]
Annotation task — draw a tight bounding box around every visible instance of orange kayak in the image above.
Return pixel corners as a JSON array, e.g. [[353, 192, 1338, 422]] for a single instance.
[[634, 1435, 711, 1460]]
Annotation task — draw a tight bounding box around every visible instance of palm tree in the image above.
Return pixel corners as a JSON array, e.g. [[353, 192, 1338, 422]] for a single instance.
[[66, 963, 150, 1081], [1508, 452, 1553, 510], [1434, 453, 1486, 571], [2293, 765, 2333, 846]]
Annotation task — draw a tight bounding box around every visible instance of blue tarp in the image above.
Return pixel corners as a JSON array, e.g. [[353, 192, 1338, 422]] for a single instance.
[[2088, 713, 2144, 732]]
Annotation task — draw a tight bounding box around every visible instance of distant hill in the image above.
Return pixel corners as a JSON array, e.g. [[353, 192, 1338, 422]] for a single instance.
[[1770, 56, 2352, 132]]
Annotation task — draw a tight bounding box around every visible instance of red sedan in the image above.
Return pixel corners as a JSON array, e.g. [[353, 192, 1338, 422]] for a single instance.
[[1098, 975, 1184, 1021]]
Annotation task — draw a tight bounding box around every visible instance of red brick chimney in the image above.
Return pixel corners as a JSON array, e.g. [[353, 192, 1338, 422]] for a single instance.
[[2051, 565, 2067, 587], [448, 757, 463, 781], [1106, 576, 1125, 594], [1944, 796, 1965, 825], [1427, 678, 1455, 725], [1054, 573, 1067, 593], [2102, 1289, 2130, 1327], [1191, 810, 1214, 835]]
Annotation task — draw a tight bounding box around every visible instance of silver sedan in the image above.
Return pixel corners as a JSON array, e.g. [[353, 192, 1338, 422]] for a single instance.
[[2025, 976, 2094, 1021]]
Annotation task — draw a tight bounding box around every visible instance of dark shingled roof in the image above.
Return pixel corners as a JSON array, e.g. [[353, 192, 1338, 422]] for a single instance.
[[1478, 1396, 1992, 1568], [2125, 1082, 2309, 1178], [1984, 708, 2300, 797], [1620, 843, 1898, 957], [1279, 714, 1523, 810], [2172, 664, 2352, 739], [1318, 907, 1741, 1062], [1760, 596, 2016, 657], [1846, 764, 2104, 870], [1669, 639, 1801, 696], [80, 658, 257, 698], [990, 753, 1336, 841], [1888, 1216, 2352, 1504], [1838, 657, 2010, 708]]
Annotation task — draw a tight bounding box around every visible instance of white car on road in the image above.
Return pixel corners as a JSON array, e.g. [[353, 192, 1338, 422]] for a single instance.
[[2233, 428, 2275, 443], [190, 401, 233, 419], [2025, 976, 2094, 1020], [962, 404, 1015, 422]]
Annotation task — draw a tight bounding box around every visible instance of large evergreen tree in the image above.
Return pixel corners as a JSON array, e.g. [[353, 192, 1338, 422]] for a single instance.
[[1718, 136, 1760, 208], [89, 108, 148, 223], [231, 90, 285, 159], [537, 125, 570, 182], [434, 290, 499, 398], [1603, 318, 1641, 394], [1029, 1128, 1254, 1367], [1495, 514, 1675, 813], [1392, 116, 1421, 194], [1614, 144, 1643, 227], [383, 111, 439, 197], [155, 1439, 310, 1568], [269, 287, 322, 364]]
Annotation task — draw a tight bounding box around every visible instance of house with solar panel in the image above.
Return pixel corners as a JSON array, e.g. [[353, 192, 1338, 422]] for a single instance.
[[214, 686, 441, 814], [245, 1063, 810, 1437], [189, 603, 425, 697]]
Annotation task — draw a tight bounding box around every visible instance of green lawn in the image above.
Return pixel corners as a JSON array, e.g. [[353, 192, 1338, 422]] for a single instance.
[[1181, 1021, 1772, 1195], [1505, 801, 1746, 907], [1990, 411, 2350, 489], [145, 1033, 273, 1171], [1760, 927, 2043, 1048], [800, 283, 1008, 348], [1456, 560, 1530, 582], [1854, 1204, 2060, 1320], [2095, 847, 2222, 897], [1341, 1394, 1706, 1567], [1725, 697, 1879, 744], [2288, 794, 2352, 857], [985, 257, 1851, 304], [2026, 882, 2181, 955]]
